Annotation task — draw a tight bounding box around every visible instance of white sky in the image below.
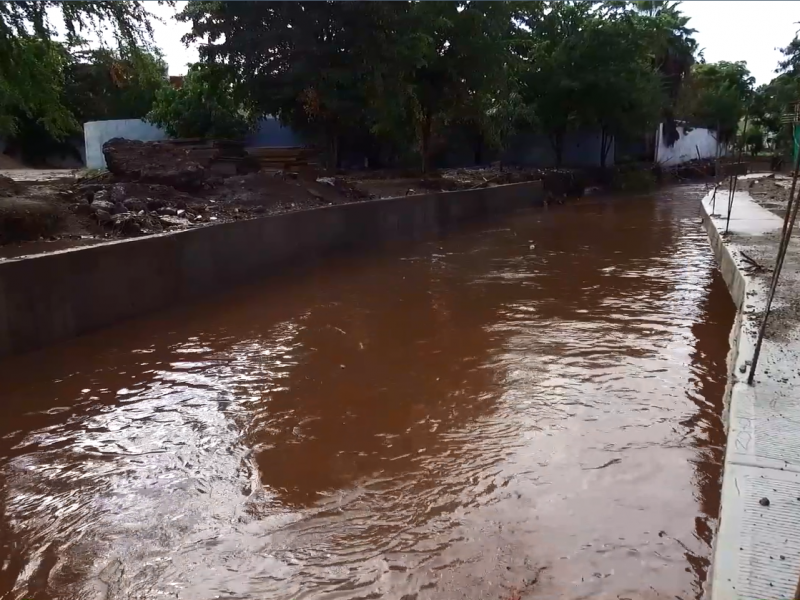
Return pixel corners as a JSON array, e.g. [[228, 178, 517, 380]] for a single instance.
[[150, 1, 798, 85], [680, 1, 799, 85]]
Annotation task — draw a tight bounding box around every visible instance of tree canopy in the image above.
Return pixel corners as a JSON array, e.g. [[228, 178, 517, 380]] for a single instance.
[[178, 0, 698, 169], [677, 61, 754, 143], [0, 1, 161, 138], [146, 66, 254, 139]]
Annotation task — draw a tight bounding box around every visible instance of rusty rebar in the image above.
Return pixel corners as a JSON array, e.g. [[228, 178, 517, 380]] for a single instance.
[[747, 147, 800, 385]]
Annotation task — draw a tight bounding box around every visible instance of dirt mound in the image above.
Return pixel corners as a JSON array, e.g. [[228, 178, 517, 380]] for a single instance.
[[0, 197, 65, 244], [218, 172, 353, 208], [103, 139, 208, 191], [0, 174, 20, 197], [0, 154, 23, 169]]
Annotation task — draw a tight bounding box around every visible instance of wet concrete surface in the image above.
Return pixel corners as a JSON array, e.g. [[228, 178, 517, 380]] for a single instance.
[[0, 185, 735, 600]]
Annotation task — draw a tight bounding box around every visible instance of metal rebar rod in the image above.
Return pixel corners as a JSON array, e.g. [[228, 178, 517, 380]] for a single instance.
[[725, 114, 750, 235], [747, 148, 800, 385]]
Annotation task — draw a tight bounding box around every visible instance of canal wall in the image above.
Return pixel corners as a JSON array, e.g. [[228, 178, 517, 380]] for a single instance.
[[701, 184, 800, 600], [0, 181, 543, 358]]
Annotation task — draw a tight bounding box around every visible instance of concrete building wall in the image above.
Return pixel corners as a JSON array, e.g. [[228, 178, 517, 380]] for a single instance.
[[246, 117, 304, 147], [85, 119, 167, 168], [502, 131, 614, 168], [655, 125, 722, 167], [0, 182, 543, 358]]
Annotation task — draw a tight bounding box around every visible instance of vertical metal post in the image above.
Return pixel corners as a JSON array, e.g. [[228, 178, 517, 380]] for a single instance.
[[725, 113, 750, 235]]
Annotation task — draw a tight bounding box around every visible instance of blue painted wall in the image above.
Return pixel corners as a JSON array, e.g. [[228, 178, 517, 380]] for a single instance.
[[503, 131, 613, 167], [85, 118, 612, 170], [84, 117, 305, 169], [245, 118, 304, 147]]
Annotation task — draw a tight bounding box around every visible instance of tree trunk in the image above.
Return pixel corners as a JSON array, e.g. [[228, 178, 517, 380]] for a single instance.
[[600, 126, 612, 170], [331, 134, 340, 170], [420, 113, 432, 174], [474, 132, 484, 166], [550, 131, 564, 168]]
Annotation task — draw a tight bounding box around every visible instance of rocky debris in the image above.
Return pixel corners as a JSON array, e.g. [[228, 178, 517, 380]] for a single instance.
[[69, 201, 94, 216], [92, 189, 110, 204], [93, 209, 112, 225], [102, 138, 207, 191], [542, 169, 587, 198], [110, 213, 142, 235], [123, 198, 145, 213], [0, 174, 21, 197], [91, 199, 115, 212], [158, 215, 191, 229]]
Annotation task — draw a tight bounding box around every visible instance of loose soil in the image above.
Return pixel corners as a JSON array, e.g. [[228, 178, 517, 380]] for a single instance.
[[0, 151, 717, 260], [716, 174, 800, 343], [0, 165, 559, 259], [744, 174, 795, 219]]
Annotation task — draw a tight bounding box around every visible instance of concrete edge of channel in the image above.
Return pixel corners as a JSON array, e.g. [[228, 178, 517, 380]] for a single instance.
[[701, 187, 800, 600], [0, 180, 544, 359]]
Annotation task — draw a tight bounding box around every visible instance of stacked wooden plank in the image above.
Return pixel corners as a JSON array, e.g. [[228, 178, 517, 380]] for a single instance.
[[245, 147, 316, 169]]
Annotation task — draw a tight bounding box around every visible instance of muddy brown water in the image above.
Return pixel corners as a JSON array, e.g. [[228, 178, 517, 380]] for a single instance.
[[0, 185, 735, 600]]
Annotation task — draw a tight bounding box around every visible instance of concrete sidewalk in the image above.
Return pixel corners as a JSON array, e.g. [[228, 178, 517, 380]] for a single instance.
[[702, 182, 800, 600]]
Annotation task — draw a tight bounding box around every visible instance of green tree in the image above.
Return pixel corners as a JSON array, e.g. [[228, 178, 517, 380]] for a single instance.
[[516, 1, 596, 167], [741, 122, 764, 155], [633, 1, 697, 113], [146, 66, 254, 139], [394, 1, 516, 171], [517, 2, 662, 167], [0, 1, 160, 137], [678, 61, 754, 143], [751, 75, 800, 155], [181, 1, 404, 166], [577, 14, 663, 167], [64, 47, 167, 123]]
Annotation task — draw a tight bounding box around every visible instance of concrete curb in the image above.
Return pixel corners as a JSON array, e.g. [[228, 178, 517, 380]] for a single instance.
[[701, 187, 800, 600], [0, 181, 543, 358]]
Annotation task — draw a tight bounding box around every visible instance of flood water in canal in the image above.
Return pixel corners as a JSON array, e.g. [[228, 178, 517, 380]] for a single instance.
[[0, 185, 735, 600]]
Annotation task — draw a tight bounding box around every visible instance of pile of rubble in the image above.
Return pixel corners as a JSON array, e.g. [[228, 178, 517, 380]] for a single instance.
[[60, 139, 368, 238]]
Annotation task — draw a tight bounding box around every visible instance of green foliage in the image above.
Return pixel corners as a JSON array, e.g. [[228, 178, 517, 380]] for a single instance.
[[392, 1, 518, 171], [517, 2, 664, 166], [633, 1, 697, 105], [0, 37, 75, 139], [178, 0, 697, 169], [0, 1, 160, 138], [180, 1, 517, 170], [64, 47, 168, 123], [741, 123, 765, 155], [146, 66, 254, 139], [180, 2, 396, 163], [779, 35, 800, 76], [751, 74, 800, 154], [678, 61, 754, 143]]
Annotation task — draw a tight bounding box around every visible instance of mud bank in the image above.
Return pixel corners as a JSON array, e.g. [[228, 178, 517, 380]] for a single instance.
[[701, 183, 800, 600], [0, 181, 542, 358]]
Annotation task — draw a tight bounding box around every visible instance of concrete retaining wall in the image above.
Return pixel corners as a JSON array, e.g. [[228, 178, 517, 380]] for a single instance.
[[0, 182, 543, 358], [701, 188, 800, 600]]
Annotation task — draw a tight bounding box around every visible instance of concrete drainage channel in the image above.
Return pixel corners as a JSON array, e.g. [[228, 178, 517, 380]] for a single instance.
[[4, 178, 790, 598], [0, 181, 543, 359], [701, 182, 800, 600]]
